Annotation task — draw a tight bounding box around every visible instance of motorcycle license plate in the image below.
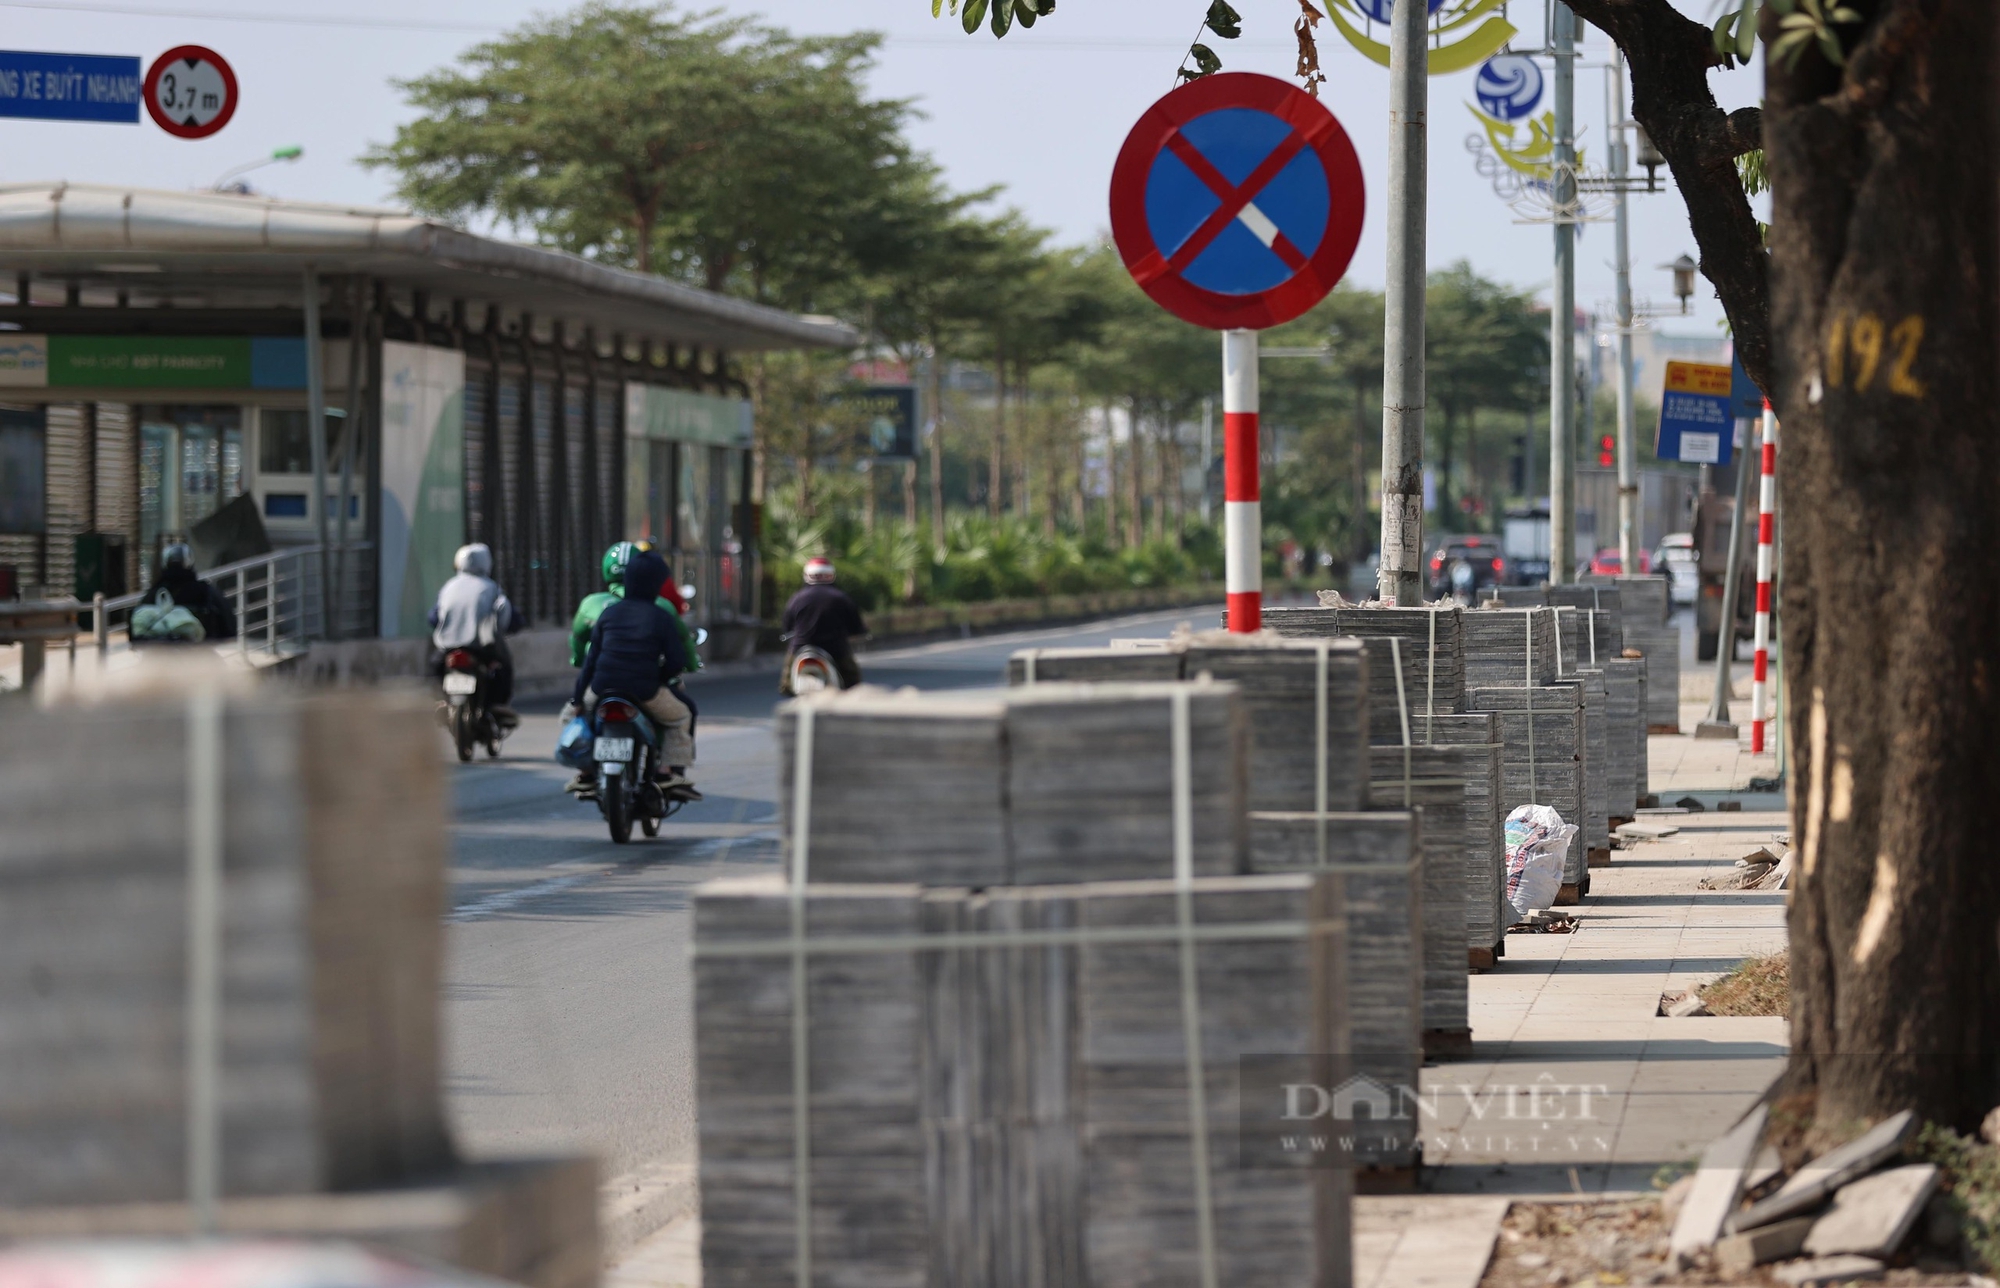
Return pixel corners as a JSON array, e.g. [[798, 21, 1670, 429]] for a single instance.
[[442, 672, 478, 695], [594, 737, 635, 762]]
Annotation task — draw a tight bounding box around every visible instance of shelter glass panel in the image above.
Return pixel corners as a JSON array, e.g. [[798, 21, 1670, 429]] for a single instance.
[[0, 407, 45, 535], [136, 405, 242, 568]]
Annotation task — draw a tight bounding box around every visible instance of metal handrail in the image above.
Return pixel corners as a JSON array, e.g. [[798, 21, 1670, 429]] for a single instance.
[[95, 543, 374, 656]]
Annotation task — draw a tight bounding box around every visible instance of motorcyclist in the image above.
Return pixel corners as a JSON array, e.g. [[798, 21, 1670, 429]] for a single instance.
[[132, 543, 237, 641], [564, 540, 702, 797], [780, 557, 866, 694], [565, 548, 701, 801], [427, 543, 524, 727]]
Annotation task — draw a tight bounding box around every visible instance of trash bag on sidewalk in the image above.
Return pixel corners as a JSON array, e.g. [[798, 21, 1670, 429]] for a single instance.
[[1504, 803, 1577, 925], [554, 715, 594, 769]]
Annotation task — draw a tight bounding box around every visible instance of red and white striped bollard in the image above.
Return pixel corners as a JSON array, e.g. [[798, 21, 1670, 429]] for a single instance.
[[1223, 328, 1261, 632], [1750, 400, 1777, 753]]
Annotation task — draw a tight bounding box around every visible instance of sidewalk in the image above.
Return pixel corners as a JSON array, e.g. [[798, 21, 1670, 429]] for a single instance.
[[605, 729, 1793, 1288]]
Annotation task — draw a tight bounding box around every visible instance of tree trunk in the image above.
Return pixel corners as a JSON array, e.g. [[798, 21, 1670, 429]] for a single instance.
[[1073, 433, 1088, 534], [1770, 0, 2000, 1134], [929, 345, 947, 556], [1126, 409, 1144, 548], [1438, 402, 1458, 526], [990, 346, 1006, 519]]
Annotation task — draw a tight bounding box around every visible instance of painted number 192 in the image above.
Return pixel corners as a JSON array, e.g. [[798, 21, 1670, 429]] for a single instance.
[[1825, 311, 1926, 399]]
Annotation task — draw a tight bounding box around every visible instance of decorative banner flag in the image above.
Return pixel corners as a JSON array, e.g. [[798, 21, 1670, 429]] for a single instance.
[[1322, 0, 1517, 74], [1474, 53, 1543, 121]]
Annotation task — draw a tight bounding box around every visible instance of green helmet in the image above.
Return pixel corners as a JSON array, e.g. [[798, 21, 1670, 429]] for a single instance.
[[601, 542, 637, 589]]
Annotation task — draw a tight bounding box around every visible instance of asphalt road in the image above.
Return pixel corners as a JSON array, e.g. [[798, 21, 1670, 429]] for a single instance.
[[442, 603, 1224, 1184]]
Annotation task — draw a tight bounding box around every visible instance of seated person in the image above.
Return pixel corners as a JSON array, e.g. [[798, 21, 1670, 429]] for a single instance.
[[566, 549, 700, 799], [427, 543, 523, 724], [133, 543, 237, 641]]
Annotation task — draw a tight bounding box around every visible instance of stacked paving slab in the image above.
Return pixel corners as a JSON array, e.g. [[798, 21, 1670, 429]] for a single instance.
[[0, 685, 596, 1288], [1018, 628, 1472, 1052], [697, 677, 1363, 1286]]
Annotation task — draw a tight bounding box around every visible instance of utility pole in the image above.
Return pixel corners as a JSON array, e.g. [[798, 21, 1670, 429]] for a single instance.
[[1608, 54, 1639, 574], [1547, 2, 1577, 585], [1377, 0, 1428, 607]]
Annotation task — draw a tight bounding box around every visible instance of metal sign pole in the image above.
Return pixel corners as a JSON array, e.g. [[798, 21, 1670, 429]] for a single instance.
[[1750, 403, 1778, 752], [1223, 330, 1261, 631], [1548, 2, 1578, 585], [1378, 0, 1429, 608]]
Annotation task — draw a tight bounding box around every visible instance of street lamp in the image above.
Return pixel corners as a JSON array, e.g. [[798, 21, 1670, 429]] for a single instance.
[[211, 145, 304, 194], [1663, 254, 1698, 314]]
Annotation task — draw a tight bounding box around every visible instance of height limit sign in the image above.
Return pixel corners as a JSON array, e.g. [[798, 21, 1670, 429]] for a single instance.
[[1109, 72, 1364, 630], [144, 45, 236, 138]]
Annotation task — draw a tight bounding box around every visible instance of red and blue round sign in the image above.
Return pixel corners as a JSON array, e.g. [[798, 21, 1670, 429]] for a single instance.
[[1110, 72, 1365, 331]]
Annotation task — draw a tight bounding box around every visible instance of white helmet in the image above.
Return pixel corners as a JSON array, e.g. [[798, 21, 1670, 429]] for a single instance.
[[454, 543, 493, 577], [803, 557, 835, 585]]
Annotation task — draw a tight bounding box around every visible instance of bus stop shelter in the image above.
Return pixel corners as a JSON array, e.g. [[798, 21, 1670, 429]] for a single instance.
[[0, 181, 854, 656]]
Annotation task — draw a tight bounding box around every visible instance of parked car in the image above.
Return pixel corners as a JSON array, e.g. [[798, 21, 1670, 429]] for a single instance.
[[1427, 535, 1509, 601], [1586, 547, 1653, 577], [1654, 532, 1699, 606]]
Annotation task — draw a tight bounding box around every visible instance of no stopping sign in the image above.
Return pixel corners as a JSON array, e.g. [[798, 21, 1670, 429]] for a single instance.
[[1110, 72, 1364, 331]]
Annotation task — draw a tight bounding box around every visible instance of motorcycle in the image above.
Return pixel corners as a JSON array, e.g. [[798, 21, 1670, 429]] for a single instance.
[[588, 697, 688, 843], [787, 644, 842, 695], [438, 648, 509, 762]]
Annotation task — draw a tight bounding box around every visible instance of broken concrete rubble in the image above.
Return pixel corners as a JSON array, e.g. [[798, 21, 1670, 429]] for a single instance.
[[1728, 1110, 1918, 1233], [1799, 1163, 1938, 1260]]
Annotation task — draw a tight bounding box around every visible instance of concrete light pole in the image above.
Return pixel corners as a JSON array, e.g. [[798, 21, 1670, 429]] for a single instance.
[[1377, 0, 1429, 607], [1608, 55, 1639, 575], [1547, 2, 1577, 585]]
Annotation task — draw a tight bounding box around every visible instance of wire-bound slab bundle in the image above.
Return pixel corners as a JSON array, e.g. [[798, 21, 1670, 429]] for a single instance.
[[1365, 747, 1473, 1054], [1622, 618, 1683, 732], [1611, 574, 1671, 625], [692, 872, 1354, 1288], [1009, 636, 1372, 817], [1248, 810, 1422, 1171], [776, 691, 1012, 887], [1005, 647, 1185, 685], [0, 691, 454, 1206], [1372, 713, 1504, 963], [1601, 657, 1646, 818], [1466, 683, 1590, 893], [1463, 606, 1559, 689], [1550, 586, 1625, 656], [1006, 681, 1249, 885], [776, 681, 1250, 887], [1179, 632, 1369, 815], [1257, 606, 1466, 744]]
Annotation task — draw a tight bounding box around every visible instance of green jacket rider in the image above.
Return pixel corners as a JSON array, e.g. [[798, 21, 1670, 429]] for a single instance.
[[569, 541, 703, 672]]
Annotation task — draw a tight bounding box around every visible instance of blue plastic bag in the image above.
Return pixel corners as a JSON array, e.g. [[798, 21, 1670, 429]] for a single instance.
[[555, 715, 594, 769]]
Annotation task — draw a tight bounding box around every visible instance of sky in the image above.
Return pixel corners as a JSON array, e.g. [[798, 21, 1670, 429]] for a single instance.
[[0, 0, 1765, 344]]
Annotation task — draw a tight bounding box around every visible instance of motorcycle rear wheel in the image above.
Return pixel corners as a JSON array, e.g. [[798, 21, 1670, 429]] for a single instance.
[[604, 774, 634, 844], [452, 703, 477, 762]]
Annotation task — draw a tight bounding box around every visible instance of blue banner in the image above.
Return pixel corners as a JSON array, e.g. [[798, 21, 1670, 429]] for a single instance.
[[0, 50, 141, 124]]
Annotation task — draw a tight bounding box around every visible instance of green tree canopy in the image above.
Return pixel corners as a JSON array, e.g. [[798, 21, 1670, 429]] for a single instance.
[[365, 3, 920, 309]]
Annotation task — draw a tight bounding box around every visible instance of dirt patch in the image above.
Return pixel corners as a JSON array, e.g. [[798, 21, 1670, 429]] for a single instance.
[[1478, 1194, 1985, 1286], [1699, 950, 1789, 1017]]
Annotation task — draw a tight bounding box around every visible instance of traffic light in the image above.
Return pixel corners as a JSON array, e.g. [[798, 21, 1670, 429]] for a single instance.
[[1598, 434, 1615, 468]]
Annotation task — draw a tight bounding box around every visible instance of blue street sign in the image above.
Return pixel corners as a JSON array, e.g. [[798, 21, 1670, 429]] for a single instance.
[[1729, 353, 1765, 419], [0, 50, 142, 123], [1655, 360, 1735, 466]]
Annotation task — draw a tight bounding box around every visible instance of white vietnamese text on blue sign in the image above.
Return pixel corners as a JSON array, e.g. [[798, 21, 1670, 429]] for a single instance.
[[0, 50, 141, 123]]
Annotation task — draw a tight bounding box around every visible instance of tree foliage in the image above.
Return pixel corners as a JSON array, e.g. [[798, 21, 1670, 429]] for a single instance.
[[366, 3, 922, 308]]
